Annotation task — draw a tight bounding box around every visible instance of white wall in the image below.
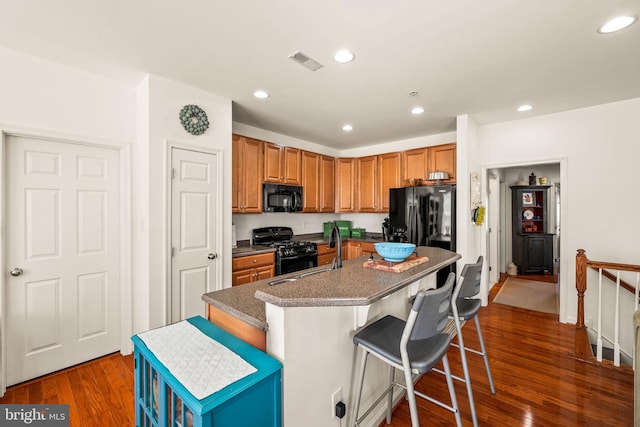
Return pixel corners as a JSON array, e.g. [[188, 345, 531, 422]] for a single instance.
[[0, 46, 135, 142], [477, 97, 640, 328], [138, 75, 232, 330]]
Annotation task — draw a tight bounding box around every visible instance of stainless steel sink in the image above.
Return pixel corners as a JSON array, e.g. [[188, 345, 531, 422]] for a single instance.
[[268, 267, 334, 285], [268, 277, 298, 286], [297, 267, 333, 278]]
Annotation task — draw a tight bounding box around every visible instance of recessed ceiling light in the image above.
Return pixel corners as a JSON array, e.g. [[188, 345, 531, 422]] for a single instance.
[[598, 15, 638, 33], [334, 49, 355, 63], [411, 107, 425, 115], [517, 104, 533, 112], [342, 124, 353, 131], [253, 90, 269, 99]]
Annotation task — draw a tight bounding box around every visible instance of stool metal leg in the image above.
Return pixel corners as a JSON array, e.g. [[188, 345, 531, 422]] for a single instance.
[[442, 354, 463, 427], [455, 321, 479, 427], [353, 347, 369, 427], [386, 364, 394, 424], [474, 316, 496, 394], [402, 366, 420, 427]]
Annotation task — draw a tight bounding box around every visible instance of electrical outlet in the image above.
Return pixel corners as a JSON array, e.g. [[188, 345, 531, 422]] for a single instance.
[[331, 387, 343, 418]]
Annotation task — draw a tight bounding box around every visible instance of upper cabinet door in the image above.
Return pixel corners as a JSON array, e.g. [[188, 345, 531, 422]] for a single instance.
[[319, 155, 335, 212], [356, 155, 378, 212], [282, 147, 302, 185], [263, 142, 301, 185], [378, 152, 402, 211], [428, 143, 456, 183], [263, 142, 284, 183], [232, 134, 263, 213], [335, 158, 356, 212], [301, 150, 320, 212], [402, 147, 429, 184]]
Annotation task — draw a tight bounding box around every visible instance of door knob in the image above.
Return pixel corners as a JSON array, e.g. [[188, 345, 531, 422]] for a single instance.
[[207, 253, 217, 260], [10, 267, 23, 277]]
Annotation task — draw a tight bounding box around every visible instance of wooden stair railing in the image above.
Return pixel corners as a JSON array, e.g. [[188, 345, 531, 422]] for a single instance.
[[575, 249, 640, 362]]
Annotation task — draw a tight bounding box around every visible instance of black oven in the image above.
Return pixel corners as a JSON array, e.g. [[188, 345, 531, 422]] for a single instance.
[[277, 252, 317, 276], [252, 226, 318, 276]]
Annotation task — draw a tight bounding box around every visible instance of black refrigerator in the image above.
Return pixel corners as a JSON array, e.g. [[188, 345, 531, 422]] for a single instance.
[[388, 184, 456, 286]]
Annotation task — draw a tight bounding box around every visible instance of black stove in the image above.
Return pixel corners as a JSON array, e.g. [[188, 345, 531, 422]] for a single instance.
[[252, 227, 318, 275]]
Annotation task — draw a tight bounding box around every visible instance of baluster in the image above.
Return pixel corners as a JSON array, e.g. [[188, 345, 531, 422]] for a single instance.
[[597, 268, 603, 362], [614, 271, 621, 367]]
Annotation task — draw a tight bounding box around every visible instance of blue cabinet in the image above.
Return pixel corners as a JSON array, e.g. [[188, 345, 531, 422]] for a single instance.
[[132, 316, 282, 427]]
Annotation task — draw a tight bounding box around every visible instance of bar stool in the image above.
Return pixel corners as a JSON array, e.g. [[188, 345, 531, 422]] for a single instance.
[[448, 256, 496, 427], [352, 273, 462, 427]]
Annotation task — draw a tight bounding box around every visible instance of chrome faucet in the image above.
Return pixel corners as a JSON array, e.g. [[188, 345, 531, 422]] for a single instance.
[[329, 223, 342, 269]]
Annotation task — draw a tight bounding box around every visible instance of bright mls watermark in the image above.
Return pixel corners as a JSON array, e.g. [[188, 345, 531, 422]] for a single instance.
[[0, 405, 69, 426]]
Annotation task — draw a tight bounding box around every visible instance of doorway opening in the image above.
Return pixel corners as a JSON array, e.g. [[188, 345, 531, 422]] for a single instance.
[[486, 162, 561, 314]]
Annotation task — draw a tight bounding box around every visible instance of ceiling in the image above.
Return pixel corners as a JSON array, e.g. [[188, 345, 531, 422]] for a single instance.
[[0, 1, 638, 149]]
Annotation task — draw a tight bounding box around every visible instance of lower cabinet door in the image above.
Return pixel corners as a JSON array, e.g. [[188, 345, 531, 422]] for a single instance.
[[232, 269, 255, 286], [526, 235, 553, 273]]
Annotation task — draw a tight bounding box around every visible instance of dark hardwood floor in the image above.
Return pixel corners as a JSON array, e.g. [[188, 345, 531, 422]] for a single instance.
[[1, 274, 633, 426]]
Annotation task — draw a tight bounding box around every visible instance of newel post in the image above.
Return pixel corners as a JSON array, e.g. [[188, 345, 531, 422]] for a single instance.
[[576, 249, 587, 328], [575, 249, 589, 358]]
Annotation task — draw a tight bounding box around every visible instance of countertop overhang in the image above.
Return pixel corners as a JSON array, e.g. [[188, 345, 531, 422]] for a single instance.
[[202, 246, 460, 331]]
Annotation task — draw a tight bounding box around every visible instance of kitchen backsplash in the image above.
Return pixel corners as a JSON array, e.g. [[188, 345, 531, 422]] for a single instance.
[[233, 212, 388, 242]]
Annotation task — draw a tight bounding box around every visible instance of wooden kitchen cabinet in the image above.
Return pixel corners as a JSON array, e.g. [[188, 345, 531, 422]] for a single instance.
[[302, 151, 335, 213], [356, 152, 401, 212], [319, 155, 335, 212], [402, 147, 429, 183], [264, 142, 301, 185], [335, 158, 357, 212], [378, 152, 402, 211], [301, 151, 320, 212], [345, 241, 378, 260], [510, 185, 553, 274], [232, 134, 263, 213], [427, 143, 456, 183], [231, 252, 275, 286], [317, 243, 337, 266]]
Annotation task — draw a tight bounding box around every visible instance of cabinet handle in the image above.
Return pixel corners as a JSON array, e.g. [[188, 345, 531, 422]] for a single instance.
[[253, 259, 257, 263]]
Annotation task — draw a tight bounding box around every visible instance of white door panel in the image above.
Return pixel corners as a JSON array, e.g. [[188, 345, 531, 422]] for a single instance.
[[171, 148, 218, 322], [6, 136, 120, 386]]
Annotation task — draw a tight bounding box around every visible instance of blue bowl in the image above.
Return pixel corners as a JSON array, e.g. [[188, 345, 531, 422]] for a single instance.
[[373, 242, 417, 262]]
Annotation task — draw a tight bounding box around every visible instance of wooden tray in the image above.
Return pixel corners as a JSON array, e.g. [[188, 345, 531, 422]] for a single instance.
[[363, 255, 429, 273]]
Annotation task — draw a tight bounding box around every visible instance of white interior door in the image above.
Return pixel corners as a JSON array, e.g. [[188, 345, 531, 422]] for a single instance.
[[6, 136, 120, 386], [170, 148, 218, 322]]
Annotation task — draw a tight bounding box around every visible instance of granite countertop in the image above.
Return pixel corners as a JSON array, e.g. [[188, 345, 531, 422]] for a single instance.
[[232, 233, 388, 258], [202, 246, 460, 332], [232, 244, 275, 258]]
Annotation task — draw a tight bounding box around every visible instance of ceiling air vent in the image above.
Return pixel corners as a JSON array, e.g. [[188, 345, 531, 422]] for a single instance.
[[288, 51, 324, 71]]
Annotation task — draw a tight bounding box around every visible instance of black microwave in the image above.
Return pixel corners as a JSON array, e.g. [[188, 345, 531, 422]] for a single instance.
[[263, 183, 303, 212]]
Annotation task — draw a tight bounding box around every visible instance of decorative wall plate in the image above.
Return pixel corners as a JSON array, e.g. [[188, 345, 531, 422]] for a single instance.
[[523, 209, 534, 220], [179, 104, 209, 135]]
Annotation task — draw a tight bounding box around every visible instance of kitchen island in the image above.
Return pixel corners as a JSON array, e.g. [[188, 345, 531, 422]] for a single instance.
[[202, 246, 459, 427]]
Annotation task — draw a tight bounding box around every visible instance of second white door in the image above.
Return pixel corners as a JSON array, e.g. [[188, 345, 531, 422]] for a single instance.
[[170, 148, 219, 322]]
